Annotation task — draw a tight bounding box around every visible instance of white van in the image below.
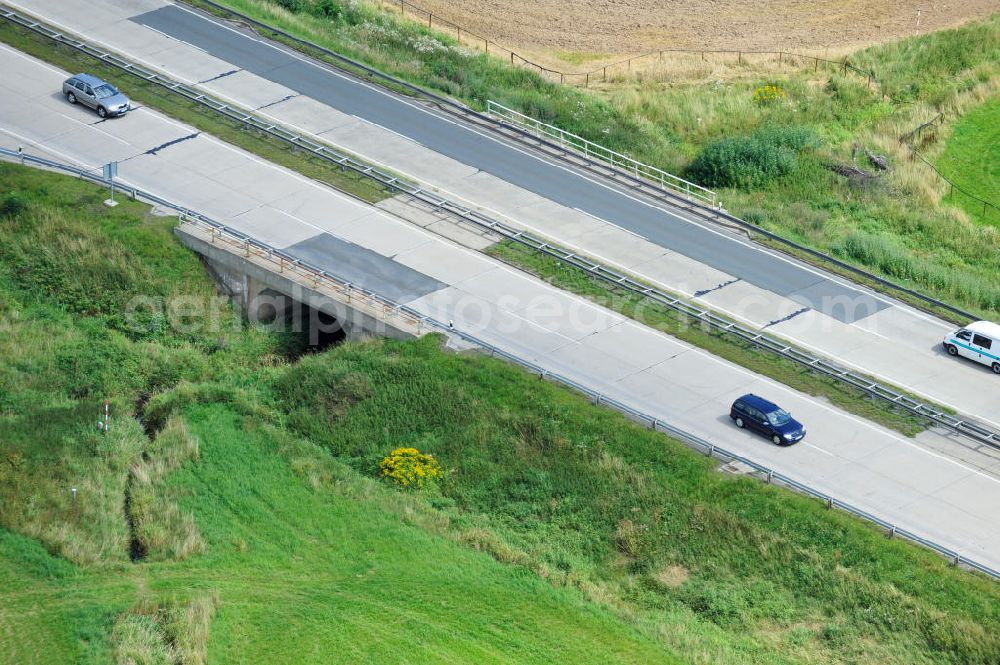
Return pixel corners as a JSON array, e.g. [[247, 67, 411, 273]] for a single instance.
[[943, 321, 1000, 374]]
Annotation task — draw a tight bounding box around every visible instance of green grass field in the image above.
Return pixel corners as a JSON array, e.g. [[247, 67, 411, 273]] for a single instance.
[[0, 164, 674, 664], [194, 0, 1000, 316], [3, 164, 1000, 663], [936, 97, 1000, 226]]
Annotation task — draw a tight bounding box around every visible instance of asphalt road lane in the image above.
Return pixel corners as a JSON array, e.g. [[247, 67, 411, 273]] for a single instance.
[[132, 4, 888, 324]]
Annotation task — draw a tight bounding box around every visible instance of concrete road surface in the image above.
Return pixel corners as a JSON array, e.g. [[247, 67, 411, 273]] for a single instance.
[[8, 0, 997, 434], [2, 43, 999, 571]]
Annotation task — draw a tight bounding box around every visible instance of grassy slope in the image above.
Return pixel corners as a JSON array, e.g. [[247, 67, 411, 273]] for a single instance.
[[0, 164, 674, 664], [2, 166, 1000, 664], [936, 97, 1000, 223], [1, 408, 671, 664], [197, 0, 1000, 315]]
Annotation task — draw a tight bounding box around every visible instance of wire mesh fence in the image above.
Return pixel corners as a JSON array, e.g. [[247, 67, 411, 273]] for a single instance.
[[377, 0, 884, 92]]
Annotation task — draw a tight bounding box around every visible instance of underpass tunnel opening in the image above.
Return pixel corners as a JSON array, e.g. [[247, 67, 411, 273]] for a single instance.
[[249, 289, 347, 355]]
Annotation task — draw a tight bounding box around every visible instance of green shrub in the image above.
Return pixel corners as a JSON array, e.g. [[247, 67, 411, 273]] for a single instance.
[[275, 0, 305, 12], [688, 125, 818, 189], [0, 190, 27, 217], [689, 135, 794, 189]]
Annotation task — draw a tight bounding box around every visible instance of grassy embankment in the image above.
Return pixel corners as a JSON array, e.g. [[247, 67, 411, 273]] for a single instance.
[[0, 15, 938, 437], [0, 164, 673, 664], [3, 165, 1000, 663], [200, 0, 1000, 317]]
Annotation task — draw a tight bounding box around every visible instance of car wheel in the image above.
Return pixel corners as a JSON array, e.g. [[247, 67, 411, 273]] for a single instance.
[[97, 106, 108, 118], [945, 344, 958, 356], [735, 417, 745, 429], [772, 434, 782, 445], [992, 363, 1000, 375], [66, 92, 77, 104]]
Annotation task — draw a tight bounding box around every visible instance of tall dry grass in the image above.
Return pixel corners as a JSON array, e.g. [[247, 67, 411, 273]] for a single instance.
[[111, 593, 219, 665], [129, 416, 205, 561]]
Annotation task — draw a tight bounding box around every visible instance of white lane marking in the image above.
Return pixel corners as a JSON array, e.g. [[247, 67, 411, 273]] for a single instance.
[[803, 443, 834, 457], [4, 29, 997, 484], [572, 207, 647, 241], [139, 22, 206, 53]]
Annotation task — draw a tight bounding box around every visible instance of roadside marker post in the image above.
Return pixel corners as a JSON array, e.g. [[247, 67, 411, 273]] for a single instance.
[[103, 161, 118, 207]]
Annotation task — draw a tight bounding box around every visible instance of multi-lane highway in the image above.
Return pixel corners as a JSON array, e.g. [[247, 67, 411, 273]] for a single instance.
[[7, 0, 998, 433], [2, 40, 1000, 569]]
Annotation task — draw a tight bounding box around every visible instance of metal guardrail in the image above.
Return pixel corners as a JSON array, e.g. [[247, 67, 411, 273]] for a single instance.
[[486, 100, 717, 205], [2, 146, 996, 582], [3, 3, 997, 453], [171, 0, 980, 323], [0, 147, 423, 333]]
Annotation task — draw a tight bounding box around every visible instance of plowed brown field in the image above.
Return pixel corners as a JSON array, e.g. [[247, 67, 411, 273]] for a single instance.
[[399, 0, 998, 56]]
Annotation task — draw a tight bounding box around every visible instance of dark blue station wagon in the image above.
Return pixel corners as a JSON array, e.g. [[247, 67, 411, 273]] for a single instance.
[[730, 394, 805, 446]]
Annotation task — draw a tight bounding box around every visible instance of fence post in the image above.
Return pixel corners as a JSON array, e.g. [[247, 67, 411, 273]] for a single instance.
[[603, 66, 607, 81], [738, 51, 742, 65], [428, 12, 431, 28], [485, 39, 489, 53], [585, 73, 589, 87], [814, 58, 818, 73], [511, 52, 514, 65], [778, 51, 782, 64]]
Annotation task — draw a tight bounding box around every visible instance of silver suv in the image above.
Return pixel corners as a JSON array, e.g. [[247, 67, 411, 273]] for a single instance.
[[62, 73, 130, 118]]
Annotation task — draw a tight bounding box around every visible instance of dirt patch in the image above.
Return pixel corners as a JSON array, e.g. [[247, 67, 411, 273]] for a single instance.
[[397, 0, 997, 60], [654, 563, 690, 588]]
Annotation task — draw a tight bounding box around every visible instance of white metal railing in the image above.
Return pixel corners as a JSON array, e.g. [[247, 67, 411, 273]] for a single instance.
[[487, 100, 717, 206]]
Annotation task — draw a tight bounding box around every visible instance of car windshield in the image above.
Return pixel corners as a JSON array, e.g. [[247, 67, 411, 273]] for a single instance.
[[93, 84, 118, 99], [766, 409, 792, 426]]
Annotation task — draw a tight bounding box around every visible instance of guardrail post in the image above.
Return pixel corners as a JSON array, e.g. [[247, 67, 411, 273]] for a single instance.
[[826, 498, 833, 509], [766, 471, 773, 484], [707, 444, 714, 457], [888, 526, 895, 539]]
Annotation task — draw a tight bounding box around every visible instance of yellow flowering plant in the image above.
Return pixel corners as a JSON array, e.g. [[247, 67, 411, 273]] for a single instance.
[[379, 447, 444, 488], [753, 84, 787, 105]]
